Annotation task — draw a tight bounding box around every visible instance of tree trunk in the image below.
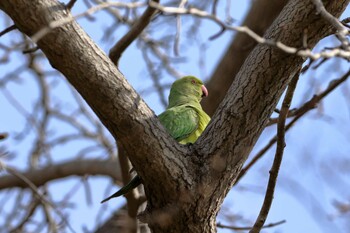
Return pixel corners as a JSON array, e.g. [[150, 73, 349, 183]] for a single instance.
[[1, 0, 348, 232]]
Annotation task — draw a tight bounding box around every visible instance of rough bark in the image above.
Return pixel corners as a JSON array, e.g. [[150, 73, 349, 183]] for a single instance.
[[0, 0, 348, 232]]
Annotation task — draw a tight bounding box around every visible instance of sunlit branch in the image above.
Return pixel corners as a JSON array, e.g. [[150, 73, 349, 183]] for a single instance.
[[148, 0, 350, 60], [26, 0, 350, 60], [31, 1, 146, 43]]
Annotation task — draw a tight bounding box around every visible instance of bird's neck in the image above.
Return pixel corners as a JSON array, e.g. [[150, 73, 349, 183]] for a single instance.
[[168, 94, 201, 109]]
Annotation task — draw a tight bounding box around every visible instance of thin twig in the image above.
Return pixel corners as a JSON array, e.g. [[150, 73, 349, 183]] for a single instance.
[[9, 195, 40, 232], [31, 1, 146, 43], [148, 1, 350, 60], [66, 0, 78, 10], [211, 0, 218, 16], [342, 17, 350, 30], [141, 48, 168, 107], [174, 0, 187, 56], [0, 162, 77, 233], [311, 0, 349, 49], [23, 46, 39, 54], [208, 27, 225, 40], [109, 0, 159, 65], [28, 1, 350, 60], [217, 219, 286, 231], [224, 0, 234, 24], [249, 72, 300, 233], [236, 68, 350, 184], [0, 25, 17, 37]]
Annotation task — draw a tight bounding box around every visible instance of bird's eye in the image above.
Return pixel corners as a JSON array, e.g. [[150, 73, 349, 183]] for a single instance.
[[191, 80, 196, 85]]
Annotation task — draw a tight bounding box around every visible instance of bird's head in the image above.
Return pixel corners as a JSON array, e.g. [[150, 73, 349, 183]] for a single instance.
[[168, 76, 208, 107]]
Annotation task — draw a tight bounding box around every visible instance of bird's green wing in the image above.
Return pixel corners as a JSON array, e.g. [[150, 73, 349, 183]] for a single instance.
[[158, 105, 199, 142]]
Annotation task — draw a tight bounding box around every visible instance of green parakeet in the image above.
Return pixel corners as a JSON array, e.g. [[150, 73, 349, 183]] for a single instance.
[[101, 76, 210, 203]]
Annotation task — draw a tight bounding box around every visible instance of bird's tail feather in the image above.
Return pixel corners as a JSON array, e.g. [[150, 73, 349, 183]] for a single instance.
[[100, 176, 142, 203]]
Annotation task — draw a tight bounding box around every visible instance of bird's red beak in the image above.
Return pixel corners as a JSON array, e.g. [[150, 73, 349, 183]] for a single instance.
[[201, 85, 208, 97]]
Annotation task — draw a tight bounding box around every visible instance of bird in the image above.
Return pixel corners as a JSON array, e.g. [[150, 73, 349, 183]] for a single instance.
[[101, 75, 210, 203]]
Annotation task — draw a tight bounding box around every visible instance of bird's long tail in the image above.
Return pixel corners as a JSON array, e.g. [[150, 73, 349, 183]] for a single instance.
[[100, 176, 142, 203]]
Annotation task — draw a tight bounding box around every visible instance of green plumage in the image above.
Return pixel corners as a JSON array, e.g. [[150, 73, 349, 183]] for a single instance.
[[101, 76, 210, 203]]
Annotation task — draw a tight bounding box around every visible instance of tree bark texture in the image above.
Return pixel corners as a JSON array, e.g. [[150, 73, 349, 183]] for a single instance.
[[0, 0, 348, 232]]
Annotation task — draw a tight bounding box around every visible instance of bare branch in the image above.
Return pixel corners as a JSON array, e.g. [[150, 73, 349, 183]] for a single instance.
[[26, 0, 349, 60], [66, 0, 78, 10], [148, 1, 350, 60], [311, 0, 350, 49], [236, 68, 350, 184], [0, 159, 120, 189], [342, 16, 350, 26], [0, 162, 76, 233], [217, 219, 286, 231], [249, 71, 300, 233], [174, 0, 187, 56], [9, 195, 40, 232], [31, 1, 146, 43], [0, 24, 16, 37], [109, 0, 160, 65]]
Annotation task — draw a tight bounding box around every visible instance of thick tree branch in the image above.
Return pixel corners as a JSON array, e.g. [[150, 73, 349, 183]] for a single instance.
[[29, 1, 146, 43], [0, 159, 121, 189]]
